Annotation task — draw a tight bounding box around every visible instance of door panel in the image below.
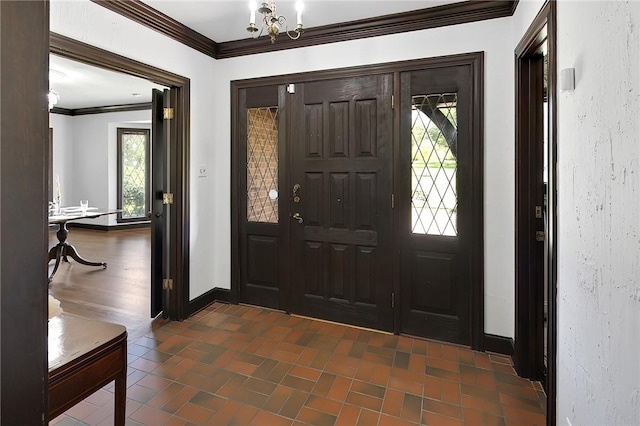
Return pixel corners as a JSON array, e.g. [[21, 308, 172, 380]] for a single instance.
[[150, 88, 165, 318], [239, 85, 285, 310], [400, 66, 473, 344], [290, 75, 394, 331]]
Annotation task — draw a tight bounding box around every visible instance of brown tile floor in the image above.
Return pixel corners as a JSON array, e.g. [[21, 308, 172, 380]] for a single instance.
[[50, 303, 546, 426]]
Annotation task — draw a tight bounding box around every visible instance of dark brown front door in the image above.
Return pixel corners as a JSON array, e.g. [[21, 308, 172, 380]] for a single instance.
[[399, 66, 475, 345], [289, 75, 394, 331]]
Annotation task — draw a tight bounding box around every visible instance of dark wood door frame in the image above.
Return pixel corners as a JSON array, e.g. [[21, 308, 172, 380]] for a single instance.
[[514, 1, 557, 424], [1, 1, 50, 422], [50, 32, 191, 320], [232, 53, 484, 349]]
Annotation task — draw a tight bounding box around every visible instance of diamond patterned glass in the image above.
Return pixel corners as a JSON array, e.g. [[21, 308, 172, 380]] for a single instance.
[[121, 130, 148, 219], [411, 94, 458, 236], [247, 107, 279, 223]]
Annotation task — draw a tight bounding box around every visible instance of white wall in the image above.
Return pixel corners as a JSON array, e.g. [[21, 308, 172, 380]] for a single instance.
[[216, 18, 516, 337], [557, 1, 640, 424], [52, 110, 151, 226], [49, 113, 75, 206], [51, 0, 217, 299]]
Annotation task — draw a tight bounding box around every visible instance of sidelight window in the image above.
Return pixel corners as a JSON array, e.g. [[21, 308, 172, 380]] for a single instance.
[[247, 107, 279, 223], [117, 128, 150, 222], [410, 93, 458, 236]]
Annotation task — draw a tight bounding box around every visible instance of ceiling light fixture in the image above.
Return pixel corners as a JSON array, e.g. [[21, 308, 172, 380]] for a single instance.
[[48, 89, 60, 110], [247, 1, 304, 44]]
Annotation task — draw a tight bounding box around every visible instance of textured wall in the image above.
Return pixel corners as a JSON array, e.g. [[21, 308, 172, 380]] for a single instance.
[[557, 1, 640, 424]]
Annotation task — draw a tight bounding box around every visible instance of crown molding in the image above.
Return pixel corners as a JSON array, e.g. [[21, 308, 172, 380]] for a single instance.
[[50, 107, 73, 116], [217, 1, 518, 58], [50, 103, 152, 116], [90, 0, 218, 58], [91, 0, 518, 60]]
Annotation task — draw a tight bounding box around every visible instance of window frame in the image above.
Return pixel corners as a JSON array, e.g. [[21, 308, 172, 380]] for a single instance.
[[116, 127, 151, 223]]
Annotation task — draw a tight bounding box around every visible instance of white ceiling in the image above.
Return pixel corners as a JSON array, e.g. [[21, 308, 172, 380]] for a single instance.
[[49, 1, 464, 109], [49, 54, 166, 110], [143, 0, 464, 43]]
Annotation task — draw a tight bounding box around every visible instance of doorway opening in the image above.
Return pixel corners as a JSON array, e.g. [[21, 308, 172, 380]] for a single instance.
[[49, 33, 192, 325], [514, 1, 557, 424]]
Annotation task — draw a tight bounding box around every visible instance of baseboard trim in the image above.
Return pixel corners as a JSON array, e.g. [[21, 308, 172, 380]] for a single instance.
[[188, 287, 231, 315], [483, 333, 515, 356], [67, 222, 150, 231]]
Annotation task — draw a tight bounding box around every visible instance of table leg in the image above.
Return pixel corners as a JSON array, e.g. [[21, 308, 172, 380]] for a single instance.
[[48, 222, 107, 282], [48, 245, 64, 283], [63, 243, 107, 268], [114, 375, 126, 426]]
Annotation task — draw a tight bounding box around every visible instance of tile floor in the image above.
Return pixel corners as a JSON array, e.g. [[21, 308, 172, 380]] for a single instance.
[[50, 303, 546, 425]]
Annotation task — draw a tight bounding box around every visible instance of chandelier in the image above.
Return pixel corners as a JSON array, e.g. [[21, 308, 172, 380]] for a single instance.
[[247, 1, 304, 44]]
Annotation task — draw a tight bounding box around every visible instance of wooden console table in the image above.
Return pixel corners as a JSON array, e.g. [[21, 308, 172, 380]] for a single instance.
[[48, 315, 127, 424]]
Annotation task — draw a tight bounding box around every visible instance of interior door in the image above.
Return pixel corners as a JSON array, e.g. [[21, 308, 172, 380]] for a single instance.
[[238, 85, 287, 310], [289, 75, 394, 331], [399, 66, 473, 344], [150, 88, 172, 318]]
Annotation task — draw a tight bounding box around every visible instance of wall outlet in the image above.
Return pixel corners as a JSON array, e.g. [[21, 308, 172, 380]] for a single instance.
[[198, 164, 207, 178]]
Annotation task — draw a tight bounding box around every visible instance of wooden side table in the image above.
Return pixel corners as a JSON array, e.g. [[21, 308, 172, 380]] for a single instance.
[[48, 315, 127, 425]]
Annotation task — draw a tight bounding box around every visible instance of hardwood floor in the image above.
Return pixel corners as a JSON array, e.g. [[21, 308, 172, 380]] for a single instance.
[[48, 227, 168, 339]]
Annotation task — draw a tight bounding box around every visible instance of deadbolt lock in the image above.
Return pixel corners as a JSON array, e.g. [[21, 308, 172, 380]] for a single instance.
[[535, 206, 542, 219]]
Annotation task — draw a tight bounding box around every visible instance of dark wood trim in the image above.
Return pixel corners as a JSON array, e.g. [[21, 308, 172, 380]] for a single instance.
[[51, 32, 192, 321], [75, 103, 152, 116], [188, 288, 231, 315], [67, 221, 151, 231], [470, 53, 486, 352], [90, 0, 517, 60], [51, 32, 188, 87], [547, 3, 558, 423], [484, 334, 515, 356], [0, 1, 49, 422], [51, 103, 151, 116], [230, 83, 241, 306], [509, 0, 521, 15], [90, 0, 217, 59], [50, 107, 74, 115], [218, 1, 516, 58], [514, 2, 557, 425], [231, 52, 484, 347]]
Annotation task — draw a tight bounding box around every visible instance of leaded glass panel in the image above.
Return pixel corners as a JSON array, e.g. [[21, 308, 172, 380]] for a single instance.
[[411, 93, 458, 236], [247, 107, 279, 223]]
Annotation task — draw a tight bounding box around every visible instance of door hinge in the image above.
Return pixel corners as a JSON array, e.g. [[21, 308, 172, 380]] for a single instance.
[[391, 292, 395, 308], [535, 206, 542, 218], [391, 95, 395, 110], [536, 231, 545, 242], [163, 278, 174, 290], [163, 193, 174, 205], [287, 84, 295, 94], [391, 194, 395, 209], [163, 107, 174, 119]]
